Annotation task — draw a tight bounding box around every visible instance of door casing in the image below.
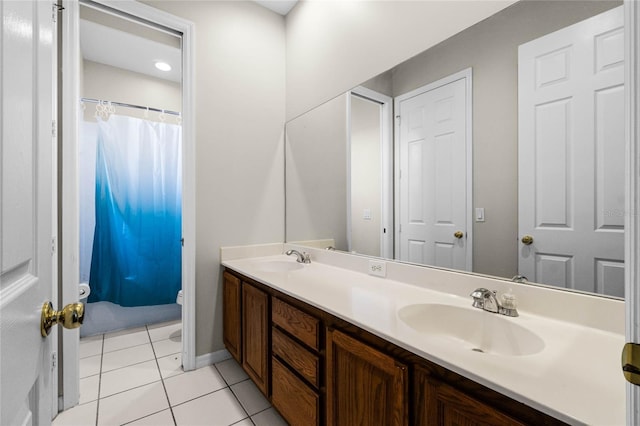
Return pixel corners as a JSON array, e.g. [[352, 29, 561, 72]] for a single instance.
[[59, 0, 196, 410]]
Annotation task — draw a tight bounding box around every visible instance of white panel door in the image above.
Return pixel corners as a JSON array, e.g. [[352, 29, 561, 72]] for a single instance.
[[397, 74, 470, 270], [1, 1, 56, 425], [518, 6, 624, 296]]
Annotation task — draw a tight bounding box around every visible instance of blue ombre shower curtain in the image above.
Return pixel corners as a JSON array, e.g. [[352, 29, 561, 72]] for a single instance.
[[88, 115, 182, 307]]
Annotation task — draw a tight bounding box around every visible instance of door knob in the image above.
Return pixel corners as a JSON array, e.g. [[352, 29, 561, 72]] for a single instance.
[[454, 231, 464, 239], [622, 343, 640, 386], [41, 301, 84, 337], [521, 235, 534, 245]]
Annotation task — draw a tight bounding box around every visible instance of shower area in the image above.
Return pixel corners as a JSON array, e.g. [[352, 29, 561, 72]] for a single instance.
[[78, 3, 184, 337]]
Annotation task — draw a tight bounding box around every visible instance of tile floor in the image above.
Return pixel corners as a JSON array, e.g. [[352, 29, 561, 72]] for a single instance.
[[53, 321, 287, 426]]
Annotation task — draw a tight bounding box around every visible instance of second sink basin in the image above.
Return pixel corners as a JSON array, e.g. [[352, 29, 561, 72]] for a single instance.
[[254, 260, 304, 273], [397, 303, 545, 356]]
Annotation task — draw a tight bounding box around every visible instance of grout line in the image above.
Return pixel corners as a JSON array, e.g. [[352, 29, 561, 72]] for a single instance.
[[228, 417, 253, 426], [147, 324, 178, 426], [226, 382, 255, 420], [169, 386, 230, 409], [95, 334, 105, 426]]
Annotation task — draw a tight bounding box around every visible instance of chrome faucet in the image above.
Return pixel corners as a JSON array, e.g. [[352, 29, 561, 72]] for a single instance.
[[286, 249, 311, 264], [511, 275, 528, 283], [470, 288, 518, 317]]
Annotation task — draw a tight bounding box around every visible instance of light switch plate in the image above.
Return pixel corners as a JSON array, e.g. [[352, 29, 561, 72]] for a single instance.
[[368, 260, 386, 277], [475, 207, 485, 222], [363, 209, 372, 220]]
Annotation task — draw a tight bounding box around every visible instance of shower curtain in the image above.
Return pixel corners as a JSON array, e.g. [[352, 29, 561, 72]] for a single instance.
[[88, 115, 182, 307]]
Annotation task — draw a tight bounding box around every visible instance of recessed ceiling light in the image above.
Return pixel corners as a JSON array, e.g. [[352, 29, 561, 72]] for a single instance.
[[155, 61, 172, 72]]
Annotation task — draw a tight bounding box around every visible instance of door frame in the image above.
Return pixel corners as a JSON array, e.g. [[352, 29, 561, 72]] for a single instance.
[[393, 68, 473, 271], [346, 86, 393, 258], [625, 0, 640, 422], [60, 0, 196, 410]]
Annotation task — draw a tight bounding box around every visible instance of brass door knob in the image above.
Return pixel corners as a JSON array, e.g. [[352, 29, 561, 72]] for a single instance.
[[454, 231, 464, 239], [521, 235, 534, 245], [41, 301, 84, 337]]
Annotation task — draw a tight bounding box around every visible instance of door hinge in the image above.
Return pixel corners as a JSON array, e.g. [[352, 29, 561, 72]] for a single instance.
[[51, 119, 57, 137], [181, 238, 184, 247], [396, 115, 401, 125], [399, 224, 402, 233], [51, 351, 57, 370], [51, 237, 56, 255], [52, 3, 64, 23]]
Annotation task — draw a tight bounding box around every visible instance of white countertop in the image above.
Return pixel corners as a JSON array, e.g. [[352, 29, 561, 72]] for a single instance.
[[221, 251, 625, 426]]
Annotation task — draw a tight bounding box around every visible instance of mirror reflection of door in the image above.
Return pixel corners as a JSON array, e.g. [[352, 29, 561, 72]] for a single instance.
[[518, 6, 624, 297], [396, 70, 472, 271], [348, 88, 393, 258]]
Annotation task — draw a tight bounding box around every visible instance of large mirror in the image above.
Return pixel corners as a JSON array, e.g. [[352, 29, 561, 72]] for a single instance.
[[285, 0, 625, 298]]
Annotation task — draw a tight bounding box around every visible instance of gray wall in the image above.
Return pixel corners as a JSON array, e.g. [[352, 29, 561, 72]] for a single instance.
[[286, 94, 348, 249], [285, 1, 516, 120], [144, 0, 286, 357], [390, 0, 620, 277]]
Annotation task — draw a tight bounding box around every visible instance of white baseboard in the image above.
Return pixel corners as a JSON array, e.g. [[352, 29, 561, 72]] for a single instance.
[[195, 349, 232, 369]]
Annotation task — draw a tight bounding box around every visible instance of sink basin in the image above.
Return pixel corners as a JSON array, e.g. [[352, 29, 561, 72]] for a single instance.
[[254, 260, 304, 273], [397, 303, 544, 356]]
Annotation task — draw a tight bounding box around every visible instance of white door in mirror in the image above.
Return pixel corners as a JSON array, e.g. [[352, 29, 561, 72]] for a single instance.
[[397, 73, 470, 271], [518, 6, 625, 297]]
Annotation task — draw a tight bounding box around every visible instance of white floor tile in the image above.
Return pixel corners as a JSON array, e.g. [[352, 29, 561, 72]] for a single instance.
[[80, 354, 101, 379], [98, 382, 169, 426], [101, 343, 155, 372], [172, 389, 248, 426], [152, 338, 182, 358], [80, 335, 103, 359], [125, 409, 175, 425], [147, 321, 181, 342], [157, 353, 183, 379], [215, 358, 248, 386], [251, 408, 287, 426], [99, 360, 161, 397], [103, 327, 150, 353], [52, 400, 97, 426], [230, 419, 253, 426], [79, 374, 100, 405], [164, 365, 227, 406], [231, 379, 270, 416]]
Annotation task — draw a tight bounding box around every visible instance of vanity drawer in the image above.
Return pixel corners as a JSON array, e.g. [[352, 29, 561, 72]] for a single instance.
[[272, 356, 319, 426], [272, 297, 320, 350], [272, 326, 319, 388]]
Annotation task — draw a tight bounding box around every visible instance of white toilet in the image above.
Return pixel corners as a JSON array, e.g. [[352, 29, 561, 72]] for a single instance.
[[79, 283, 91, 304], [176, 289, 183, 305]]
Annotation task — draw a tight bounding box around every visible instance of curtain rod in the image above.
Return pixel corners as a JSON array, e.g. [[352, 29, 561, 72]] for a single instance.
[[81, 97, 180, 116]]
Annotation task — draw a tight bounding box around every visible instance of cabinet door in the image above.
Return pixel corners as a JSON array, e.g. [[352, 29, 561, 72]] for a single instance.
[[415, 369, 525, 426], [222, 271, 242, 363], [326, 329, 408, 426], [242, 281, 270, 396]]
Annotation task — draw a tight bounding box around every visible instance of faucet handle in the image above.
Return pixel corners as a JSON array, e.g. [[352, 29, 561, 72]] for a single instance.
[[302, 252, 311, 264], [470, 288, 489, 298], [470, 288, 488, 309]]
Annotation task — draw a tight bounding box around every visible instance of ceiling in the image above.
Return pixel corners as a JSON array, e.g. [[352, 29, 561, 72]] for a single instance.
[[254, 0, 298, 16], [80, 19, 182, 83]]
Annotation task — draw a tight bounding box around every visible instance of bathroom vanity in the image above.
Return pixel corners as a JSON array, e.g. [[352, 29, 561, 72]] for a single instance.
[[221, 246, 625, 425]]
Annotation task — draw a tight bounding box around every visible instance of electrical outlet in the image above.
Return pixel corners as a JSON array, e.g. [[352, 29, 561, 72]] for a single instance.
[[368, 260, 386, 277]]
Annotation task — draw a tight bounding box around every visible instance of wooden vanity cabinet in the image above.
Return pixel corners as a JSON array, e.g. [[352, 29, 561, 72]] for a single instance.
[[326, 328, 408, 426], [222, 271, 242, 363], [415, 366, 525, 426], [241, 281, 270, 396], [271, 297, 322, 425], [222, 268, 567, 426]]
